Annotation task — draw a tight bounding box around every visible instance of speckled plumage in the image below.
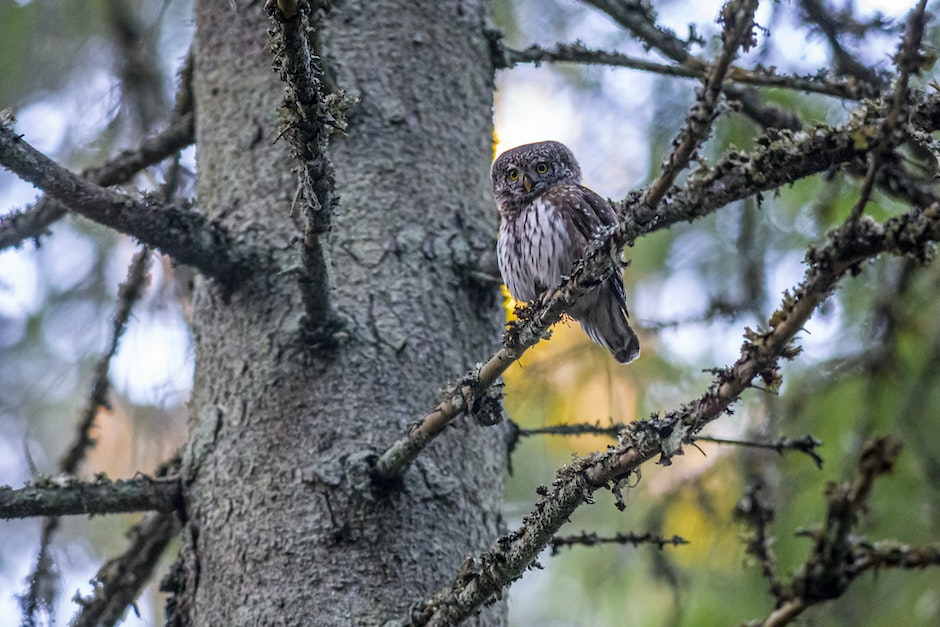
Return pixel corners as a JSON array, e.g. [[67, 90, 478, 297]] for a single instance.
[[491, 140, 640, 363]]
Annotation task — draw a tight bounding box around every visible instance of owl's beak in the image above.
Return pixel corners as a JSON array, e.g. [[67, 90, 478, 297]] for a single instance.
[[522, 174, 533, 193]]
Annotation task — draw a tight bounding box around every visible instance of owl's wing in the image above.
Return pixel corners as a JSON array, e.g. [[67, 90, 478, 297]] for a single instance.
[[557, 186, 638, 363], [568, 185, 618, 249], [567, 185, 629, 311]]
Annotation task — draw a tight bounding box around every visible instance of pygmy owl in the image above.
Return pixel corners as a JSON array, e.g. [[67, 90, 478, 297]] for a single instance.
[[491, 140, 640, 363]]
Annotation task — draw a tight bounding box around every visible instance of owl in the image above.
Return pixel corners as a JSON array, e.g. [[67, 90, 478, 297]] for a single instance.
[[491, 140, 640, 364]]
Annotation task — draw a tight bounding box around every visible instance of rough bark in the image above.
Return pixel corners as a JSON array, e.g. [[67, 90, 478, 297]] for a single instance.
[[171, 1, 505, 625]]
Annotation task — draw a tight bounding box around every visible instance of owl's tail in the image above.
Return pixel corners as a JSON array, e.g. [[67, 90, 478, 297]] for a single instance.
[[574, 280, 640, 364]]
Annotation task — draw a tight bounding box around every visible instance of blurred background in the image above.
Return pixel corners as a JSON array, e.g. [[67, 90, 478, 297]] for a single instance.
[[2, 0, 939, 624]]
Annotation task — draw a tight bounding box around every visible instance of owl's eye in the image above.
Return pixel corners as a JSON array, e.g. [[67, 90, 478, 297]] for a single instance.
[[508, 170, 519, 181], [535, 162, 549, 174]]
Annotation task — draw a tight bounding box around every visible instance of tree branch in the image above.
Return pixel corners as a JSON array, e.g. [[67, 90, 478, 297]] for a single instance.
[[0, 113, 252, 287], [71, 512, 180, 627], [616, 90, 940, 242], [374, 0, 759, 483], [373, 343, 526, 482], [697, 434, 824, 469], [645, 0, 759, 207], [18, 516, 60, 625], [59, 246, 152, 474], [0, 111, 194, 251], [799, 0, 888, 89], [752, 437, 940, 626], [848, 542, 940, 574], [584, 0, 816, 129], [0, 476, 182, 519], [377, 87, 940, 486], [403, 203, 940, 625], [583, 0, 701, 66], [266, 0, 351, 336], [845, 0, 926, 223], [500, 42, 873, 100], [734, 483, 785, 601], [549, 531, 688, 554], [726, 85, 805, 130], [507, 420, 824, 468], [106, 0, 168, 132]]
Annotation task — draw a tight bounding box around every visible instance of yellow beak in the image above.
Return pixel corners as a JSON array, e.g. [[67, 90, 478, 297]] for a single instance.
[[523, 175, 533, 193]]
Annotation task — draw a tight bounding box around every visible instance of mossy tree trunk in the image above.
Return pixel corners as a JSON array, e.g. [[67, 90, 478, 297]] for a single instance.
[[172, 1, 506, 623]]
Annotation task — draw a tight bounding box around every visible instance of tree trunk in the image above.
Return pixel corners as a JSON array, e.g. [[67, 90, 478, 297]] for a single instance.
[[171, 1, 505, 624]]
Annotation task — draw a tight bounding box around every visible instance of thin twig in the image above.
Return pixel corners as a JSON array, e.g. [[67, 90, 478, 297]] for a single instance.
[[508, 421, 824, 467], [17, 517, 60, 626], [501, 42, 873, 100], [696, 434, 824, 468], [107, 0, 168, 132], [549, 531, 688, 554], [725, 84, 805, 130], [20, 244, 152, 625], [513, 421, 623, 439], [644, 297, 748, 330]]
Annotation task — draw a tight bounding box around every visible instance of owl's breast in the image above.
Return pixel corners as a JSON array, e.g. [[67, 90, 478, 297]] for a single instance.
[[497, 197, 573, 303]]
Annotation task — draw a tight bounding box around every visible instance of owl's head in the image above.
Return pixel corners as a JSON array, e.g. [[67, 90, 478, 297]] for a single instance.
[[491, 140, 582, 208]]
